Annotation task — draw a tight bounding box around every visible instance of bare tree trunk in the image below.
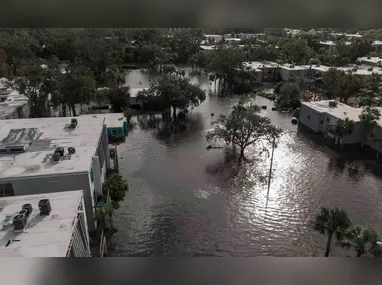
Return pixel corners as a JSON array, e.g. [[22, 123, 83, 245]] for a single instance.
[[324, 232, 333, 257], [71, 104, 77, 117]]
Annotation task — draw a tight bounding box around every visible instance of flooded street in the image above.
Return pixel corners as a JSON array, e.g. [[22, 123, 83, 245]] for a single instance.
[[112, 68, 382, 256]]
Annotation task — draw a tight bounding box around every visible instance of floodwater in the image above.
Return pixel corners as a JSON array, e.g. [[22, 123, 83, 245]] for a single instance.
[[112, 68, 382, 256]]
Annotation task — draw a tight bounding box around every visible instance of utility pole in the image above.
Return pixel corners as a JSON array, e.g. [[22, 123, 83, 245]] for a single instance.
[[267, 137, 276, 198]]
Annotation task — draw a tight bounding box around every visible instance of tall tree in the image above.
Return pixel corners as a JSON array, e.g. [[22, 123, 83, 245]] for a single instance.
[[207, 46, 245, 93], [52, 63, 96, 116], [7, 60, 56, 118], [206, 103, 282, 161], [359, 107, 381, 147], [0, 49, 10, 77], [314, 207, 352, 257]]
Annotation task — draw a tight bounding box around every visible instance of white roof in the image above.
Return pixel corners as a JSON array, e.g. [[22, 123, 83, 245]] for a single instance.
[[300, 65, 331, 73], [280, 64, 308, 71], [130, 87, 149, 98], [0, 90, 29, 119], [319, 41, 351, 46], [224, 38, 241, 42], [200, 45, 217, 51], [0, 116, 105, 179], [372, 41, 382, 46], [0, 190, 83, 257], [358, 57, 382, 65], [302, 100, 362, 122], [337, 66, 382, 76], [80, 113, 126, 128]]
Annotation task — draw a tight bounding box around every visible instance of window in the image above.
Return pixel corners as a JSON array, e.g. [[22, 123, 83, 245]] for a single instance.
[[90, 168, 94, 182], [112, 130, 117, 135], [307, 115, 310, 120], [0, 183, 14, 197]]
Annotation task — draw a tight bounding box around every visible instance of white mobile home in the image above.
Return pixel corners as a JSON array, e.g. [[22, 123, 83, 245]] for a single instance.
[[0, 190, 90, 257], [0, 116, 114, 231]]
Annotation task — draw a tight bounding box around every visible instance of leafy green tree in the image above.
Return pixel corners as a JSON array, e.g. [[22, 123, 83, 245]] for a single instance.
[[206, 103, 282, 161], [207, 46, 245, 93], [0, 49, 10, 77], [105, 173, 129, 203], [341, 225, 382, 257], [170, 30, 203, 63], [275, 82, 301, 111], [357, 88, 382, 107], [107, 86, 131, 112], [313, 207, 352, 257], [279, 38, 317, 64], [52, 63, 96, 116], [95, 199, 113, 230], [359, 107, 381, 147], [7, 59, 56, 117], [141, 75, 206, 121]]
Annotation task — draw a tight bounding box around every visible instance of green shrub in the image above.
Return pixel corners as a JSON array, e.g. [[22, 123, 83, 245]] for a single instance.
[[105, 173, 129, 202]]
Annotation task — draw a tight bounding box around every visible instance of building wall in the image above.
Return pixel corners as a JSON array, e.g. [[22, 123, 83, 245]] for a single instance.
[[299, 104, 323, 133], [365, 125, 382, 152], [0, 173, 96, 231]]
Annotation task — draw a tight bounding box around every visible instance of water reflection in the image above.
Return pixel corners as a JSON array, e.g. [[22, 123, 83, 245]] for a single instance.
[[112, 68, 382, 257]]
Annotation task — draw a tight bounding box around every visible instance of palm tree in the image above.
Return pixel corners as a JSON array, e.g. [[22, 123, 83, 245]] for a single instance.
[[359, 107, 381, 147], [340, 225, 382, 257], [334, 118, 355, 147], [314, 207, 352, 257]]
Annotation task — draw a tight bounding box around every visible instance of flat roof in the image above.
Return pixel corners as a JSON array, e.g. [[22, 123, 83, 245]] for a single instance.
[[80, 113, 126, 128], [301, 65, 331, 73], [302, 100, 362, 122], [0, 190, 83, 257], [280, 64, 308, 71], [319, 41, 351, 46], [358, 57, 382, 65], [0, 116, 105, 179], [373, 41, 382, 45], [337, 66, 382, 76], [200, 45, 217, 51], [130, 87, 149, 98]]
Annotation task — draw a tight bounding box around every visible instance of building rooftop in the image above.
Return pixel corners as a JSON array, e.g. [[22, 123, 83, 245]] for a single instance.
[[301, 64, 331, 73], [372, 41, 382, 45], [200, 45, 217, 51], [280, 64, 308, 71], [319, 41, 352, 46], [130, 87, 149, 98], [0, 190, 83, 257], [0, 116, 105, 179], [302, 100, 362, 122], [80, 113, 126, 129], [358, 57, 382, 65]]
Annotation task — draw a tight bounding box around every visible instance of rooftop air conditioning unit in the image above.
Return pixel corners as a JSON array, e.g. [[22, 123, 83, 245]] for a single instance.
[[68, 118, 78, 129], [68, 147, 76, 155], [13, 214, 27, 231], [328, 101, 337, 107], [290, 64, 295, 68], [368, 67, 373, 71], [22, 204, 33, 218], [55, 146, 65, 157], [367, 56, 371, 59], [52, 152, 61, 162], [38, 199, 51, 215]]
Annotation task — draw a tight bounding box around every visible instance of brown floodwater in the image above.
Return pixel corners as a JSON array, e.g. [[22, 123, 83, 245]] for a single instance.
[[112, 68, 382, 256]]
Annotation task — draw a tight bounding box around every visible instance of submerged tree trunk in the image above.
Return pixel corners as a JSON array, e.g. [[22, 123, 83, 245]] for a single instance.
[[377, 144, 382, 158], [324, 232, 333, 257], [71, 104, 77, 117], [61, 103, 67, 117], [172, 106, 177, 122], [356, 251, 362, 257], [238, 147, 245, 161]]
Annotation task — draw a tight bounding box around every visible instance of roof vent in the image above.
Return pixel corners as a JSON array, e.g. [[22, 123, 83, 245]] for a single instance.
[[68, 147, 76, 155], [290, 64, 295, 68], [13, 214, 26, 231], [38, 199, 51, 215]]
